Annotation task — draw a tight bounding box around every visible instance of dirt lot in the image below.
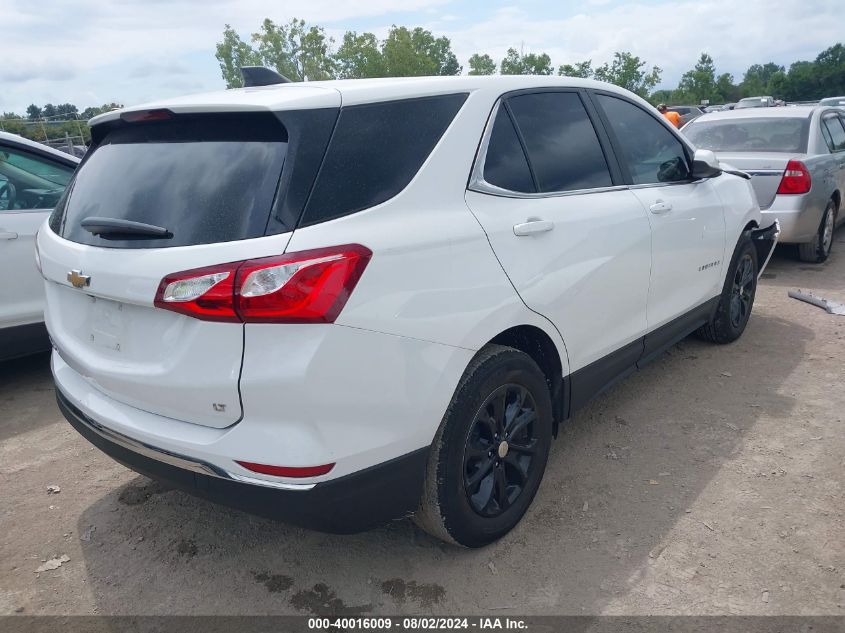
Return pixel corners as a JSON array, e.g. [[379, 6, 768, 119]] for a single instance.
[[1, 237, 843, 617]]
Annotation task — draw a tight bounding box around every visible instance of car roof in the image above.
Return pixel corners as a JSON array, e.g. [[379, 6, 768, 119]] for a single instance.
[[90, 75, 641, 126], [0, 130, 81, 163], [688, 106, 820, 123]]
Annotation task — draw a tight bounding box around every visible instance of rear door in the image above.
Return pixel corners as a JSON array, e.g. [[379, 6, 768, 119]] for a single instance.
[[465, 90, 652, 395], [0, 142, 75, 329], [39, 109, 333, 428], [592, 92, 726, 347]]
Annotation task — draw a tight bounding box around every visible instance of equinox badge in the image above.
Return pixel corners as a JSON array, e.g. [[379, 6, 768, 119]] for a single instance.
[[67, 270, 91, 289]]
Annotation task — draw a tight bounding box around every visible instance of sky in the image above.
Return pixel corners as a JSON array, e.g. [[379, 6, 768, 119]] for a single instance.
[[2, 0, 841, 114]]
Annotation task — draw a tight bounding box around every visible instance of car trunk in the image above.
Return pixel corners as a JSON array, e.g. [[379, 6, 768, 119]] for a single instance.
[[40, 106, 338, 428], [714, 152, 801, 209]]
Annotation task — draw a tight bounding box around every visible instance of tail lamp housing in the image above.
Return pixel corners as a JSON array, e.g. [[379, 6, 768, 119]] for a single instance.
[[153, 244, 372, 324], [776, 160, 812, 195]]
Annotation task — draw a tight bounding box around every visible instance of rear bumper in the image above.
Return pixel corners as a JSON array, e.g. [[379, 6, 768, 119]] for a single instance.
[[57, 388, 428, 533], [762, 195, 825, 243]]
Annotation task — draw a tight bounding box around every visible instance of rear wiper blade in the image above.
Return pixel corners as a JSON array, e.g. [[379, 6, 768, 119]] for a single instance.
[[80, 217, 172, 238]]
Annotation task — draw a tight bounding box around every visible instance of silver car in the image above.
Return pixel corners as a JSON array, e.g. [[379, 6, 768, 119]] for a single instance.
[[682, 106, 845, 262]]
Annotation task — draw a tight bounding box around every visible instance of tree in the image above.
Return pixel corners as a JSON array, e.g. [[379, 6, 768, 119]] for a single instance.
[[715, 73, 740, 103], [251, 18, 336, 82], [42, 103, 57, 118], [468, 53, 496, 76], [780, 60, 818, 101], [26, 105, 42, 121], [380, 26, 461, 76], [814, 43, 845, 96], [675, 52, 719, 104], [593, 52, 661, 97], [215, 24, 261, 88], [500, 48, 553, 75], [80, 103, 123, 120], [55, 103, 79, 118], [333, 31, 384, 78], [557, 60, 593, 78], [741, 62, 784, 96]]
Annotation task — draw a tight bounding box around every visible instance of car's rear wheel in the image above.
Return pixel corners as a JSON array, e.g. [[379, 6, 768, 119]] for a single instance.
[[696, 234, 758, 344], [414, 345, 553, 548], [798, 201, 836, 263]]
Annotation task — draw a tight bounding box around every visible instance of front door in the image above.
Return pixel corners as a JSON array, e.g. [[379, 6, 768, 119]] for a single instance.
[[591, 93, 726, 349]]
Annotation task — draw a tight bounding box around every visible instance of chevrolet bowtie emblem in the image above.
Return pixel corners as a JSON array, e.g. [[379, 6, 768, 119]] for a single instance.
[[67, 269, 91, 289]]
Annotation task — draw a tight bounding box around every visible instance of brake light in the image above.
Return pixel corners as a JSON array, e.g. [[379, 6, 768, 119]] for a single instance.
[[236, 460, 335, 478], [153, 244, 372, 324], [120, 109, 174, 123], [777, 160, 811, 194], [154, 262, 240, 322]]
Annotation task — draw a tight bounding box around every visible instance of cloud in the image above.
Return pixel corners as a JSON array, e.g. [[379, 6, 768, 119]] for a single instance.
[[0, 0, 841, 113], [435, 1, 839, 85]]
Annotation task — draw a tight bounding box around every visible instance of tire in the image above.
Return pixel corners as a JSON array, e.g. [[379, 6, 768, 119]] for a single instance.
[[696, 234, 758, 344], [414, 345, 553, 548], [798, 201, 836, 263]]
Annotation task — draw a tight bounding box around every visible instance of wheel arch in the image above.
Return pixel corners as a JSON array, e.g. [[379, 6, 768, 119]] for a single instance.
[[485, 324, 566, 435]]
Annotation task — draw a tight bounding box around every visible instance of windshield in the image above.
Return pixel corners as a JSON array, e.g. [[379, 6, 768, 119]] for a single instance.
[[736, 98, 769, 109], [684, 117, 809, 153], [52, 113, 288, 249]]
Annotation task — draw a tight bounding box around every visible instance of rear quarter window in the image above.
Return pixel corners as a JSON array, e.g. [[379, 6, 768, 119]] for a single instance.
[[299, 93, 467, 227]]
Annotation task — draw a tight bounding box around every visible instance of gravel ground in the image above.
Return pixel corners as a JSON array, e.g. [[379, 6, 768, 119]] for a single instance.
[[1, 236, 843, 616]]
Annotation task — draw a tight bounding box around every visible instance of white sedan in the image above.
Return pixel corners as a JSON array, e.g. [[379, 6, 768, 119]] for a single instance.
[[0, 132, 78, 361]]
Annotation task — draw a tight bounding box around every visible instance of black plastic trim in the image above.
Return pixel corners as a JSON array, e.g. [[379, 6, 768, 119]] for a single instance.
[[56, 390, 428, 534], [565, 296, 720, 418], [0, 322, 50, 362], [640, 297, 718, 367]]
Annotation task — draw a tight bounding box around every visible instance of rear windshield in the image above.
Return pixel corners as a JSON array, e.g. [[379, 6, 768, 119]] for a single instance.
[[51, 113, 287, 248], [684, 117, 809, 153]]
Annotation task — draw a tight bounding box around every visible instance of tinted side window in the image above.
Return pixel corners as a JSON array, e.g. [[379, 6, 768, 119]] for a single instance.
[[596, 94, 691, 185], [483, 107, 535, 193], [507, 92, 612, 193], [301, 93, 467, 227], [823, 116, 845, 151], [0, 145, 74, 212], [820, 119, 836, 152]]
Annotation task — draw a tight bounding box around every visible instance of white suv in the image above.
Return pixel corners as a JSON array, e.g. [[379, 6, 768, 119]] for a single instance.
[[40, 75, 778, 547]]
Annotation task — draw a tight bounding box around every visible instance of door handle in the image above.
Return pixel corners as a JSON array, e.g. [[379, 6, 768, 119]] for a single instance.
[[649, 201, 673, 215], [0, 231, 18, 240], [513, 220, 554, 236]]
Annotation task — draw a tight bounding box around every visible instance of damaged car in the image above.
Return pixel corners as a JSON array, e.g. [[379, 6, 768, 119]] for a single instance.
[[40, 73, 778, 547]]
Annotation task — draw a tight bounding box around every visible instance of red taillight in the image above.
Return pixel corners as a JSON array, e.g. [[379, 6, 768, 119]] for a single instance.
[[236, 460, 335, 478], [777, 160, 811, 195], [153, 244, 372, 324], [154, 261, 240, 322], [120, 109, 174, 123]]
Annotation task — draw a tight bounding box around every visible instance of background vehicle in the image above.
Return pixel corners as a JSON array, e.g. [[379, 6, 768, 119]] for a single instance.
[[41, 74, 775, 547], [0, 132, 78, 361], [722, 103, 737, 110], [819, 96, 845, 108], [736, 96, 775, 109], [683, 106, 845, 262], [667, 105, 705, 125]]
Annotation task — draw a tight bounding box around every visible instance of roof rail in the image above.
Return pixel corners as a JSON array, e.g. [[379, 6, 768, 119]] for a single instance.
[[239, 66, 292, 87]]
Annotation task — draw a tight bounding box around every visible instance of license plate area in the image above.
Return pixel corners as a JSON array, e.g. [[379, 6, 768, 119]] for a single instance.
[[89, 296, 124, 352]]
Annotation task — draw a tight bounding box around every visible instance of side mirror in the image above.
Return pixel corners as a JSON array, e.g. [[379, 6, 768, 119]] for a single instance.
[[691, 149, 722, 179]]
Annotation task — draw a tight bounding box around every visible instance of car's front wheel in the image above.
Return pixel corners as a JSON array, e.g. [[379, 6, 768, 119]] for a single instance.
[[414, 345, 553, 547], [697, 234, 758, 344], [798, 200, 836, 263]]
